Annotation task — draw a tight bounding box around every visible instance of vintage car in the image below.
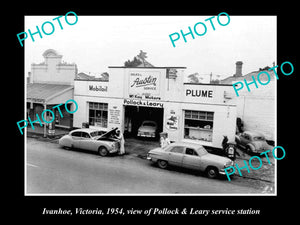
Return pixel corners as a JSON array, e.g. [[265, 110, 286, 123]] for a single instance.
[[235, 131, 271, 154], [58, 128, 120, 156], [137, 120, 158, 138], [147, 142, 233, 179]]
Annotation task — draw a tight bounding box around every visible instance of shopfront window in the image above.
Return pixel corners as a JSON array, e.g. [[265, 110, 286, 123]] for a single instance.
[[184, 110, 214, 142], [89, 102, 108, 128]]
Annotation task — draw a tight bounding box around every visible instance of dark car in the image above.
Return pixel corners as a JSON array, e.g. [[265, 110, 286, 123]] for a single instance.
[[235, 131, 271, 154]]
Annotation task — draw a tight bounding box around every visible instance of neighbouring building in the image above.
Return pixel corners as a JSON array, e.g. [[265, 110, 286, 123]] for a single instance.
[[27, 49, 77, 136], [221, 61, 276, 142]]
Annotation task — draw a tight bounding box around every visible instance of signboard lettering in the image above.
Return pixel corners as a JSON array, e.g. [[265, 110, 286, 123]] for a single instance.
[[186, 89, 213, 98], [124, 99, 163, 108], [129, 71, 160, 97], [89, 85, 108, 92], [109, 106, 121, 125]]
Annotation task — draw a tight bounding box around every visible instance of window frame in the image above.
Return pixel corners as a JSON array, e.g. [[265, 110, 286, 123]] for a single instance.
[[169, 146, 185, 154], [71, 131, 82, 137], [185, 148, 199, 156], [88, 102, 108, 128]]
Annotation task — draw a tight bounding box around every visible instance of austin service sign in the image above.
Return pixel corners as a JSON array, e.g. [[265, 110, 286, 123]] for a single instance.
[[129, 71, 161, 98]]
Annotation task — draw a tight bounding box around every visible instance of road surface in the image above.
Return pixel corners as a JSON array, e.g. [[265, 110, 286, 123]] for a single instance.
[[26, 138, 263, 194]]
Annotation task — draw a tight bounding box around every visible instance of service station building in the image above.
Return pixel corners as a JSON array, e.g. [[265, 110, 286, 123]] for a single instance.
[[73, 66, 237, 149]]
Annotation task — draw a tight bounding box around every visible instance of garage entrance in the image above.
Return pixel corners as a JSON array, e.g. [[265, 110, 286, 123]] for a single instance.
[[124, 105, 164, 140]]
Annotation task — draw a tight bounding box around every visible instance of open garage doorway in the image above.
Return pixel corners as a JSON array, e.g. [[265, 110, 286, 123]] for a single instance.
[[124, 105, 164, 140]]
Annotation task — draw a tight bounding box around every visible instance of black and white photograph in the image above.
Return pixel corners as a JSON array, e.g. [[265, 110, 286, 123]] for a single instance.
[[23, 14, 277, 195], [13, 6, 298, 220]]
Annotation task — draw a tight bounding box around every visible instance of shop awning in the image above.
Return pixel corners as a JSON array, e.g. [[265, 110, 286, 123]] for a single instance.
[[27, 83, 73, 105]]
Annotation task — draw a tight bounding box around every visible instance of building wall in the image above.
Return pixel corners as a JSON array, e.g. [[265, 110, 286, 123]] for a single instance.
[[73, 95, 124, 131], [235, 80, 276, 140], [74, 79, 124, 131], [120, 67, 167, 100], [73, 67, 237, 149], [221, 70, 276, 141], [31, 49, 77, 85]]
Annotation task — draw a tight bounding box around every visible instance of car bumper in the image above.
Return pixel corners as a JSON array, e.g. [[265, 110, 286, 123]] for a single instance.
[[219, 167, 234, 175], [147, 154, 152, 160], [146, 154, 158, 162], [109, 147, 119, 154], [137, 133, 155, 138]]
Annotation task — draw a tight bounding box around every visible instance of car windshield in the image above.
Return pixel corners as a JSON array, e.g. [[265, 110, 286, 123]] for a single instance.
[[90, 131, 106, 137], [253, 136, 265, 141], [143, 122, 155, 127], [197, 146, 208, 155]]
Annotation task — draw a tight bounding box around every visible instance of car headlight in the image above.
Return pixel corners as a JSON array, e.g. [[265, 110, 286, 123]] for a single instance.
[[224, 161, 233, 168]]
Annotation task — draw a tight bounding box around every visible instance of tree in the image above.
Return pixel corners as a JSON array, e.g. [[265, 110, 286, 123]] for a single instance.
[[124, 50, 154, 67], [187, 73, 200, 83], [124, 56, 143, 67], [100, 72, 109, 81]]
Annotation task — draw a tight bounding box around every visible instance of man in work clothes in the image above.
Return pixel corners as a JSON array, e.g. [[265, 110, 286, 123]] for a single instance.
[[115, 129, 125, 155]]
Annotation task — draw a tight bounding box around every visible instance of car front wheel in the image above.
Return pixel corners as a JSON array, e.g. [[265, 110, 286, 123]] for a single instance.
[[206, 167, 219, 179], [98, 146, 109, 157], [157, 160, 168, 169]]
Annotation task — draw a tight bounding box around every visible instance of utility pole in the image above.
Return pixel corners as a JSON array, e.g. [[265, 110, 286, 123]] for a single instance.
[[210, 72, 212, 83]]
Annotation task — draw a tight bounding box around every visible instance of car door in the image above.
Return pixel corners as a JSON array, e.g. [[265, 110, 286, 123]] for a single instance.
[[167, 146, 185, 167], [182, 148, 201, 170], [70, 131, 83, 148], [240, 133, 251, 146], [79, 131, 94, 151]]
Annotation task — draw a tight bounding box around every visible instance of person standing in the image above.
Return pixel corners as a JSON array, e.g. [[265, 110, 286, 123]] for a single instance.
[[160, 132, 170, 149], [115, 129, 125, 155]]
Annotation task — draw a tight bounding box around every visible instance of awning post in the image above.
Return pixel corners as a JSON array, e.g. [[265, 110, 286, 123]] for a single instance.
[[43, 103, 47, 137]]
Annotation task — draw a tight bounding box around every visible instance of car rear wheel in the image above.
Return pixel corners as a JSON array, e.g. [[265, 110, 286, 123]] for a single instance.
[[206, 167, 219, 179], [98, 146, 109, 157], [62, 146, 71, 150], [246, 146, 252, 154], [157, 160, 168, 169]]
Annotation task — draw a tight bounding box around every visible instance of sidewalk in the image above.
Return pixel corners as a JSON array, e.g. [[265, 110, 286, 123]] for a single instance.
[[26, 125, 70, 139], [233, 147, 275, 183]]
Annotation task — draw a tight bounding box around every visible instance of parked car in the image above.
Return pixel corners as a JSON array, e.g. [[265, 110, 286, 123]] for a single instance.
[[58, 128, 120, 156], [235, 131, 271, 154], [137, 120, 158, 138], [147, 142, 233, 179]]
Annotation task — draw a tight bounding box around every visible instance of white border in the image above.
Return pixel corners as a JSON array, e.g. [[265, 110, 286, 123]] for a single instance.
[[24, 15, 277, 197]]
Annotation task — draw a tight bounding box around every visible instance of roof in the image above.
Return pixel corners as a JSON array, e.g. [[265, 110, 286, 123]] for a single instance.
[[75, 72, 109, 81], [70, 128, 100, 133], [221, 70, 276, 84], [184, 82, 232, 86], [70, 127, 118, 138], [108, 66, 186, 69], [169, 141, 204, 149], [76, 72, 96, 80], [27, 83, 73, 103]]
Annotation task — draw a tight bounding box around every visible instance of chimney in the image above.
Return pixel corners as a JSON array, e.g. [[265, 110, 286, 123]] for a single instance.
[[234, 61, 243, 77]]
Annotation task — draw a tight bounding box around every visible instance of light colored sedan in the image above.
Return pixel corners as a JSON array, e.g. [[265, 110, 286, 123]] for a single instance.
[[58, 128, 120, 156], [137, 120, 158, 138], [235, 131, 271, 154], [147, 142, 233, 178]]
